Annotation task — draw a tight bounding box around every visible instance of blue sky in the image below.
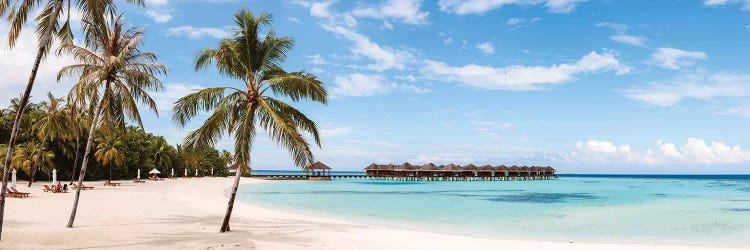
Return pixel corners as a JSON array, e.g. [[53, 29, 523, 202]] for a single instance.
[[3, 0, 750, 173]]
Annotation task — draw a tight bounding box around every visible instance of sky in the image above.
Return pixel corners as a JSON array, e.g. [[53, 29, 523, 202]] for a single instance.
[[3, 0, 750, 173]]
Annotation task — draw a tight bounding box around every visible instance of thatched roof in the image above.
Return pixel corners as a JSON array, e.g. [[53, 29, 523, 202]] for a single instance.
[[544, 166, 555, 172], [478, 165, 495, 171], [397, 162, 418, 171], [462, 164, 478, 170], [440, 164, 463, 171], [385, 164, 397, 170], [520, 166, 530, 171], [419, 163, 439, 171], [508, 166, 521, 172], [309, 161, 331, 170], [495, 165, 509, 171], [364, 163, 378, 170]]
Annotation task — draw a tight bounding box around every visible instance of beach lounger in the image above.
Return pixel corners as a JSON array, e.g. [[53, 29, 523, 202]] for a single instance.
[[134, 179, 145, 183], [71, 183, 94, 190], [43, 185, 60, 193], [103, 181, 121, 186], [7, 187, 29, 198], [9, 187, 30, 198]]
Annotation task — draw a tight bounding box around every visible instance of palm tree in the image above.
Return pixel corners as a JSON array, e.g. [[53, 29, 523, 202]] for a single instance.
[[0, 0, 144, 239], [152, 137, 172, 173], [28, 93, 72, 184], [94, 129, 125, 182], [65, 100, 90, 184], [220, 150, 232, 173], [58, 14, 166, 228], [11, 142, 55, 185], [179, 145, 200, 176], [172, 9, 327, 232]]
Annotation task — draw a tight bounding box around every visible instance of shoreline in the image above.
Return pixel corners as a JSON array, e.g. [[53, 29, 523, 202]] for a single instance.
[[0, 177, 744, 249]]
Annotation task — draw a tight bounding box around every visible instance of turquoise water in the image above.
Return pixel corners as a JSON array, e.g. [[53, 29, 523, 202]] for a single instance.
[[239, 176, 750, 246]]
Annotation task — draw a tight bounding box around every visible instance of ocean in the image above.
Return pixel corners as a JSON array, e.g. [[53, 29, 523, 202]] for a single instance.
[[238, 173, 750, 247]]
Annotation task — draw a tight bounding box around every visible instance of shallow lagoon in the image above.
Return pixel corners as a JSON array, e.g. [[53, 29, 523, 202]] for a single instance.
[[239, 176, 750, 246]]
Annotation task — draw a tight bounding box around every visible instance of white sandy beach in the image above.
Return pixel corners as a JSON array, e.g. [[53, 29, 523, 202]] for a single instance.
[[0, 178, 742, 250]]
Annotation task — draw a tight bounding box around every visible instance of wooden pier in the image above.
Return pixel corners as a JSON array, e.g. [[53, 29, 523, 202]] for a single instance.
[[253, 162, 557, 181]]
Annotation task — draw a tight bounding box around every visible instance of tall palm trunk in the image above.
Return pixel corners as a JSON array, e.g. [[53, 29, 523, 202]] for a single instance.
[[67, 95, 105, 228], [0, 0, 64, 239], [220, 165, 243, 232], [70, 137, 80, 185]]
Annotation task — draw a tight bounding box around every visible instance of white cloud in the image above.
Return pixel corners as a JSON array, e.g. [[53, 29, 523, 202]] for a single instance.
[[651, 47, 707, 70], [472, 121, 513, 138], [350, 0, 429, 25], [381, 20, 394, 30], [610, 34, 647, 47], [623, 71, 750, 106], [308, 54, 327, 65], [0, 22, 77, 108], [438, 0, 588, 15], [476, 42, 495, 55], [145, 0, 168, 5], [288, 17, 301, 23], [443, 37, 453, 44], [291, 0, 337, 18], [145, 10, 173, 23], [723, 105, 750, 117], [396, 75, 418, 82], [420, 51, 631, 90], [343, 14, 357, 28], [545, 0, 589, 13], [332, 73, 428, 96], [320, 125, 353, 138], [151, 83, 205, 111], [322, 25, 414, 71], [703, 0, 750, 9], [311, 1, 335, 18], [506, 17, 541, 27], [166, 26, 230, 39], [704, 0, 729, 5], [566, 138, 750, 165], [596, 22, 647, 47]]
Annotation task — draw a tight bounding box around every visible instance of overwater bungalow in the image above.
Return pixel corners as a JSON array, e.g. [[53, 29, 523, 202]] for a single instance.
[[440, 164, 463, 178], [395, 162, 418, 177], [418, 163, 440, 177], [363, 163, 556, 181], [508, 166, 521, 178], [308, 162, 332, 178], [520, 166, 530, 178], [462, 164, 479, 177], [496, 165, 509, 178], [478, 165, 495, 178]]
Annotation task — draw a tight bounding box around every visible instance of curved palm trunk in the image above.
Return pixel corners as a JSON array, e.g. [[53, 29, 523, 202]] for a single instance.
[[27, 164, 36, 187], [67, 97, 104, 228], [0, 0, 64, 239], [70, 137, 80, 185], [220, 166, 243, 232]]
